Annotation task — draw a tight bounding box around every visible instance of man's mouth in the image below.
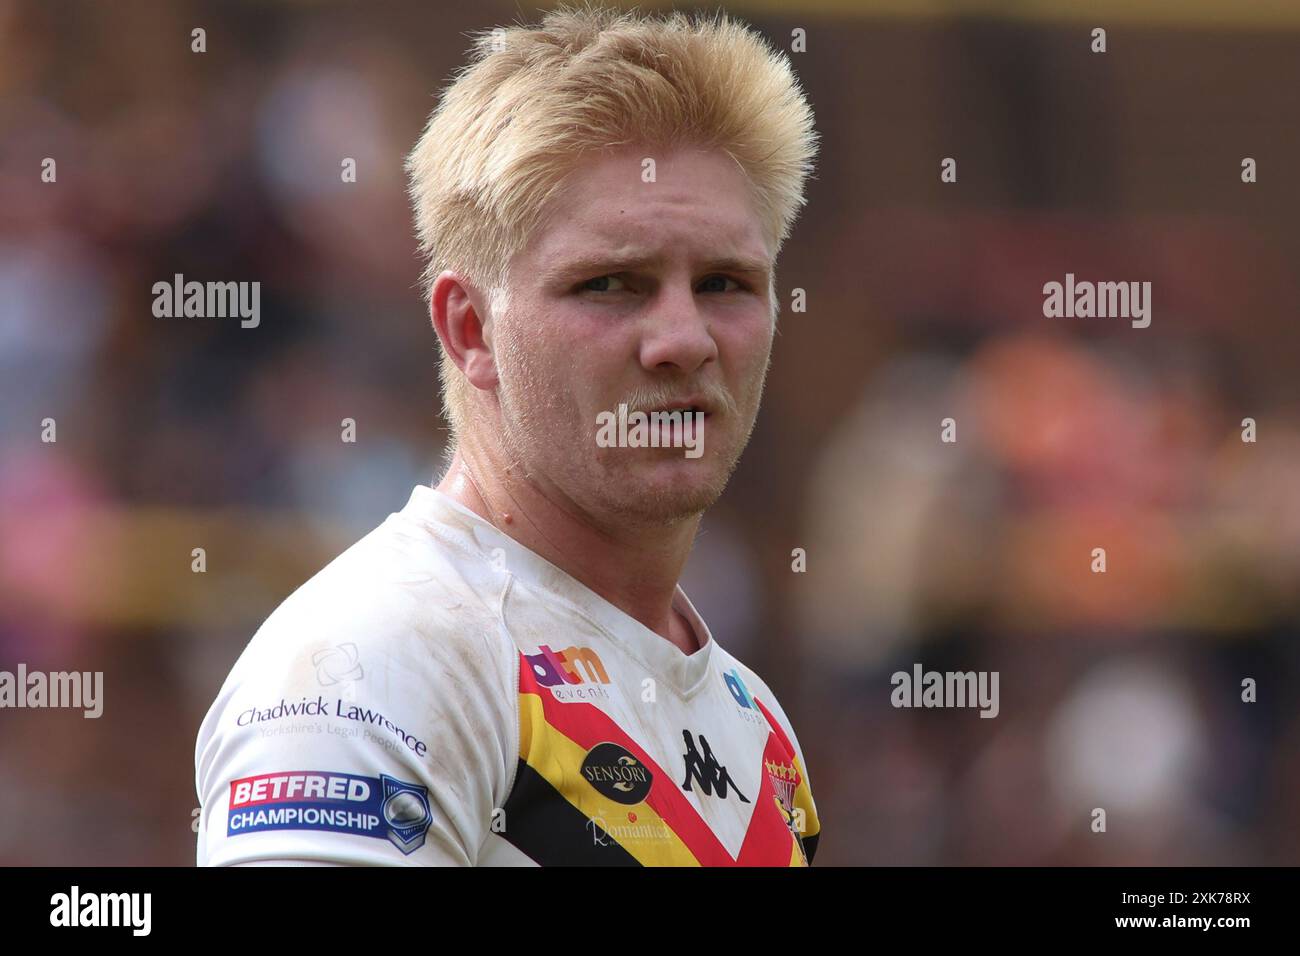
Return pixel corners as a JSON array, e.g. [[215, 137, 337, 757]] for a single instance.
[[648, 398, 713, 418]]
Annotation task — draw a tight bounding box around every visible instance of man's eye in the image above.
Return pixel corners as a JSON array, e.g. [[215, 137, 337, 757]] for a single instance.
[[578, 274, 746, 294], [580, 275, 627, 293], [698, 275, 742, 293]]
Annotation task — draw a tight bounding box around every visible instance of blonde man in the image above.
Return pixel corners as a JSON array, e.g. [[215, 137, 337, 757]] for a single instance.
[[197, 2, 821, 866]]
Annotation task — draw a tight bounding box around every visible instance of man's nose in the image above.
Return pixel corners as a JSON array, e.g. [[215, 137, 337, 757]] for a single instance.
[[637, 284, 719, 375]]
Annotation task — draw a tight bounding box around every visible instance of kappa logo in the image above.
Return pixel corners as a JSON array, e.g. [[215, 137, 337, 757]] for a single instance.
[[680, 730, 749, 803]]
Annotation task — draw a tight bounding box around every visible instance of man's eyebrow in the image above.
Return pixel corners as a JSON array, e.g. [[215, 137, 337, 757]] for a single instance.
[[543, 252, 772, 283]]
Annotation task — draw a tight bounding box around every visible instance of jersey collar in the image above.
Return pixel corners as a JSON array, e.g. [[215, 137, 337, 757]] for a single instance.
[[406, 484, 717, 698]]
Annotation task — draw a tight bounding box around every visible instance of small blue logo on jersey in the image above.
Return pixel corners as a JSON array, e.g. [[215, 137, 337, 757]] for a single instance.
[[227, 771, 432, 855], [723, 668, 755, 708]]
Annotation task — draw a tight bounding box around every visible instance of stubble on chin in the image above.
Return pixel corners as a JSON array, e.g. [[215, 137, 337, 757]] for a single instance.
[[584, 419, 752, 528]]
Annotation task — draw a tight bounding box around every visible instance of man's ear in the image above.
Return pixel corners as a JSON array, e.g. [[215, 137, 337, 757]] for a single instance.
[[430, 271, 499, 390]]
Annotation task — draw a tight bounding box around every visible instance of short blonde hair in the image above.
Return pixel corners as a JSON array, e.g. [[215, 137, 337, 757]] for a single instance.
[[405, 1, 819, 442]]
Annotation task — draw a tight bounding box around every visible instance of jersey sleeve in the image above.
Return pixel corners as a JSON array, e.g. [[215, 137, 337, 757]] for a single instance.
[[194, 569, 518, 867]]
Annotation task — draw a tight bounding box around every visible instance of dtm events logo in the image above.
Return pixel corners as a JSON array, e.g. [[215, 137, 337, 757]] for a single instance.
[[525, 644, 612, 702]]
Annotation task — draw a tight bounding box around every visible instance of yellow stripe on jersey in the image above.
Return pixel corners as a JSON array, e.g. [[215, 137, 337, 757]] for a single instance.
[[518, 690, 704, 866]]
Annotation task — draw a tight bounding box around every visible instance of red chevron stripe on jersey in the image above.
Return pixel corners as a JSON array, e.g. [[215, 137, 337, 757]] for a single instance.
[[519, 653, 798, 866]]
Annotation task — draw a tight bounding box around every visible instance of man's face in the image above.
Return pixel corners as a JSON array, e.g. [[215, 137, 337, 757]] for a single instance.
[[485, 143, 776, 529]]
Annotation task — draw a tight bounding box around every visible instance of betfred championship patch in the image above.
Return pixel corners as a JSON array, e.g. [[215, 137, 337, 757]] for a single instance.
[[226, 771, 432, 855]]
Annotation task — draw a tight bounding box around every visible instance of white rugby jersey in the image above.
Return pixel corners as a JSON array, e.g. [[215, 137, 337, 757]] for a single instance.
[[194, 485, 821, 866]]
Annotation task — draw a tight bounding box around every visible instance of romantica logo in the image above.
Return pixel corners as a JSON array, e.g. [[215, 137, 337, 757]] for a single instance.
[[587, 814, 673, 846]]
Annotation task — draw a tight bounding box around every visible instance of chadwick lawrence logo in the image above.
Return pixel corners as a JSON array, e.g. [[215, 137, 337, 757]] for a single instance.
[[525, 644, 611, 702], [152, 273, 260, 328], [581, 742, 653, 804], [680, 730, 749, 803], [235, 695, 429, 757]]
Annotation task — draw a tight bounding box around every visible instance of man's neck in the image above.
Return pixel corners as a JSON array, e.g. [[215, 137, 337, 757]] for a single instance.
[[436, 448, 702, 655]]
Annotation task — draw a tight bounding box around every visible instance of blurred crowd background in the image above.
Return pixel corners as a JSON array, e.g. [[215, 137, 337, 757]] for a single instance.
[[1, 0, 1297, 865]]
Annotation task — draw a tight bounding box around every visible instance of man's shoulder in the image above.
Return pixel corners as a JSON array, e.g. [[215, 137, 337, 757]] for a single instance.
[[194, 502, 523, 865], [197, 503, 520, 759], [241, 505, 512, 678]]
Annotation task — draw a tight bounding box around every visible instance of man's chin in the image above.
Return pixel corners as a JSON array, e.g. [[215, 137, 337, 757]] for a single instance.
[[591, 457, 730, 526], [604, 488, 721, 527]]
